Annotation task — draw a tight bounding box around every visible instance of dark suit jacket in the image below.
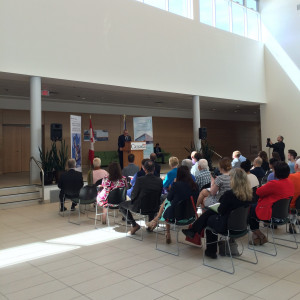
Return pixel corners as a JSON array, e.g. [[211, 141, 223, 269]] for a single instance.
[[130, 173, 163, 213], [154, 146, 162, 154], [118, 134, 132, 152], [154, 162, 161, 177], [163, 181, 199, 220], [269, 141, 285, 161], [58, 169, 84, 197]]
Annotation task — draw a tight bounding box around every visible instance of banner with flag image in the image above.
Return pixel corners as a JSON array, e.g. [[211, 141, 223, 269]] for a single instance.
[[88, 116, 95, 166]]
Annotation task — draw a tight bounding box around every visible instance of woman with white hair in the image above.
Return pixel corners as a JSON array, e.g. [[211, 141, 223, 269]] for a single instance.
[[195, 159, 211, 191], [93, 157, 109, 184]]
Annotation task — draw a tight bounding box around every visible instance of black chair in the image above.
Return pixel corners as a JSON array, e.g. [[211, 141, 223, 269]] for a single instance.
[[59, 188, 81, 217], [156, 196, 197, 256], [95, 187, 126, 228], [68, 185, 97, 225], [250, 197, 298, 256], [203, 206, 258, 274], [292, 196, 300, 233], [124, 191, 161, 241], [200, 182, 211, 192]]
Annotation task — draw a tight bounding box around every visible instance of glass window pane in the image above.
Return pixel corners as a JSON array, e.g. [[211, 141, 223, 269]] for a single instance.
[[246, 0, 257, 11], [144, 0, 166, 10], [169, 0, 188, 17], [233, 0, 243, 4], [247, 10, 259, 40], [200, 0, 213, 26], [232, 3, 245, 36], [215, 0, 230, 31]]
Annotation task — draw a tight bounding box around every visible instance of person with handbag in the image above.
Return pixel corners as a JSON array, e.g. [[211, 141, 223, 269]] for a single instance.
[[147, 166, 199, 243], [182, 168, 253, 259]]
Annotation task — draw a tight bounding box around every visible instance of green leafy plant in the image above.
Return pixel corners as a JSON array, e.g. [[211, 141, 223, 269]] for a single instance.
[[52, 140, 69, 171], [39, 147, 54, 172]]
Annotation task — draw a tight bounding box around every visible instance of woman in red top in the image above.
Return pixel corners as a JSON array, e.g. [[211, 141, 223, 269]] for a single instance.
[[249, 161, 294, 245]]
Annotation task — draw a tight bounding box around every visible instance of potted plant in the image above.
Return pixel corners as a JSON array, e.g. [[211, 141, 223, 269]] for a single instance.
[[52, 140, 69, 183], [39, 147, 54, 185]]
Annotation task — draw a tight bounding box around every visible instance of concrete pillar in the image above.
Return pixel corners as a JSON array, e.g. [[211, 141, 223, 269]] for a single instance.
[[30, 76, 42, 183], [193, 95, 201, 151], [193, 0, 200, 21]]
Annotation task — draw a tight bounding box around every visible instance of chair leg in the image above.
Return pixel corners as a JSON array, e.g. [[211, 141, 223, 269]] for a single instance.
[[68, 200, 81, 225]]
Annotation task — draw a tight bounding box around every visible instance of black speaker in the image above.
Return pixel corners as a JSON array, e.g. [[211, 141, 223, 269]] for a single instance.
[[199, 127, 207, 140], [51, 123, 62, 141]]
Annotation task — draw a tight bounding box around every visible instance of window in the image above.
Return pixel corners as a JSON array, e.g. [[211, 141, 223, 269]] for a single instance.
[[233, 0, 243, 4], [246, 0, 258, 11], [143, 0, 166, 10], [200, 0, 213, 26], [215, 0, 230, 31], [169, 0, 188, 17], [232, 2, 245, 36], [247, 9, 259, 40]]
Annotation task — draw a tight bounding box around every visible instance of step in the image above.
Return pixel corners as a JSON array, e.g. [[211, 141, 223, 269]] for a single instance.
[[0, 185, 39, 197], [0, 191, 41, 205]]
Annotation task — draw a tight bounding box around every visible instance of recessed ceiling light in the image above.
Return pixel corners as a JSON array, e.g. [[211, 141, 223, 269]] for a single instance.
[[212, 108, 217, 111], [81, 97, 86, 100], [236, 105, 240, 108], [234, 110, 239, 113]]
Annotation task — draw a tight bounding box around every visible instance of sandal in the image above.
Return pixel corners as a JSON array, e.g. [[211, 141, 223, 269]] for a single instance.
[[146, 220, 158, 232]]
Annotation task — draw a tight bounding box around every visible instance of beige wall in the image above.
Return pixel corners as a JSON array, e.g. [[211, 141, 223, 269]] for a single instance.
[[0, 110, 261, 173], [260, 48, 300, 159], [0, 0, 266, 103]]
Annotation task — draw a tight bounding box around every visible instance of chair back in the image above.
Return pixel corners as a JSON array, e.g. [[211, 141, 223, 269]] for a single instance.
[[227, 206, 249, 232], [271, 198, 292, 219], [295, 196, 300, 210], [79, 185, 97, 201], [140, 190, 161, 215], [107, 187, 127, 205], [173, 197, 195, 221]]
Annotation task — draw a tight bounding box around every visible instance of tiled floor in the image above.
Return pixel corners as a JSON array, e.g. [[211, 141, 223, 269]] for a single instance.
[[1, 203, 300, 300]]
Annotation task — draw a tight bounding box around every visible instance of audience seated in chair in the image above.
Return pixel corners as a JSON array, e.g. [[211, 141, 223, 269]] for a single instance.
[[92, 157, 109, 184], [258, 151, 270, 173], [119, 160, 163, 235], [196, 157, 232, 208], [240, 159, 259, 188], [58, 158, 84, 212], [122, 153, 139, 181], [250, 157, 265, 184], [248, 161, 294, 245], [150, 153, 161, 177], [288, 158, 300, 231], [163, 156, 179, 190], [96, 162, 127, 224], [266, 158, 279, 182], [288, 149, 297, 174], [195, 159, 211, 191], [182, 168, 252, 259], [191, 152, 202, 177], [147, 166, 199, 243], [126, 159, 148, 198]]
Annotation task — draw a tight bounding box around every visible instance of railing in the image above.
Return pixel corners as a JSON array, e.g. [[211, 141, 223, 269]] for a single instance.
[[29, 157, 44, 201]]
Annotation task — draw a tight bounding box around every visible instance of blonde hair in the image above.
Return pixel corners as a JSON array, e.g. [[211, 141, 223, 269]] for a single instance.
[[230, 168, 252, 202], [232, 150, 241, 158], [93, 157, 101, 168], [169, 156, 179, 168]]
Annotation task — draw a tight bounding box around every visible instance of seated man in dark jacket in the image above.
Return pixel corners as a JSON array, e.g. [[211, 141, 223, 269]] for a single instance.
[[119, 160, 163, 235], [58, 159, 84, 212], [250, 157, 266, 184]]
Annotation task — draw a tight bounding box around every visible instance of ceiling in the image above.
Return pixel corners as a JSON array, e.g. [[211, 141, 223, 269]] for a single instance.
[[0, 72, 261, 119]]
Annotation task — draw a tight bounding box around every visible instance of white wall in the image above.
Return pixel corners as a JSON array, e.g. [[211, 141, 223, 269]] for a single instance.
[[260, 48, 300, 158], [260, 0, 300, 70], [0, 0, 266, 103]]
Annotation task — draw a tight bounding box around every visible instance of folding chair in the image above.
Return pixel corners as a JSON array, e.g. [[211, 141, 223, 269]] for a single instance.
[[203, 206, 258, 274], [156, 196, 197, 256], [68, 185, 97, 225], [289, 196, 300, 234], [95, 187, 126, 228], [250, 197, 298, 256]]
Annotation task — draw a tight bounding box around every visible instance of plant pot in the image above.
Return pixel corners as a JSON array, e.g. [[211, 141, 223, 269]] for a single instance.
[[40, 171, 54, 185], [54, 170, 64, 184]]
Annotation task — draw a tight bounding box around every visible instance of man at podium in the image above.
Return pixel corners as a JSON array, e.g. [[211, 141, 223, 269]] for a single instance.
[[118, 129, 132, 169]]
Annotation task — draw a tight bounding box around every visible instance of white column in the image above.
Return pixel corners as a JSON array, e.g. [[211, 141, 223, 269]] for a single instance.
[[193, 95, 201, 151], [193, 0, 200, 21], [30, 76, 42, 183]]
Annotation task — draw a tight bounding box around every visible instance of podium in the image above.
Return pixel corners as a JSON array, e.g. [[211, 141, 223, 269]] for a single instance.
[[123, 141, 146, 169]]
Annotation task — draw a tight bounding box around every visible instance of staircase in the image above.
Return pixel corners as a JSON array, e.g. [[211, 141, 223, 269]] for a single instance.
[[0, 185, 42, 208]]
